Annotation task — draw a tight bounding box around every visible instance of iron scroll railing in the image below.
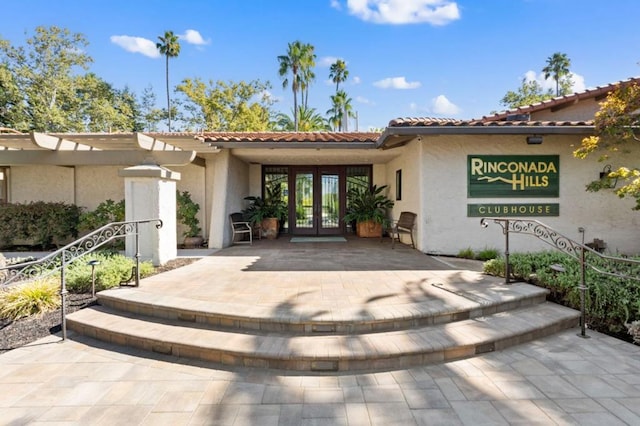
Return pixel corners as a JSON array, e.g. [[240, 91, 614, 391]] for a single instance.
[[0, 218, 163, 340], [480, 217, 640, 338]]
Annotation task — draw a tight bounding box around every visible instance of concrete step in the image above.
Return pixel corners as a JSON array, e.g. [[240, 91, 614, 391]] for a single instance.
[[95, 281, 550, 335], [67, 302, 579, 372]]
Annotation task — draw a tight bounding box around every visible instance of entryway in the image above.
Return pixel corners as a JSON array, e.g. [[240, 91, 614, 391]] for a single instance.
[[264, 165, 371, 236]]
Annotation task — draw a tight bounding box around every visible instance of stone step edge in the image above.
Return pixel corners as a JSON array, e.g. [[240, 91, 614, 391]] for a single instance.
[[96, 286, 549, 335], [67, 302, 579, 372]]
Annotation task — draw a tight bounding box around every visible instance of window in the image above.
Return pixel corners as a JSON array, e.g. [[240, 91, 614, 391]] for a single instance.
[[396, 169, 402, 201]]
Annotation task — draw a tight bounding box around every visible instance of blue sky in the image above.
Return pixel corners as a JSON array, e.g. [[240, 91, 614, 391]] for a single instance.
[[3, 0, 640, 131]]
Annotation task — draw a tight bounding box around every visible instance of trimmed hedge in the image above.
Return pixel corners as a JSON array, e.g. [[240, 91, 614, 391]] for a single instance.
[[0, 202, 83, 249]]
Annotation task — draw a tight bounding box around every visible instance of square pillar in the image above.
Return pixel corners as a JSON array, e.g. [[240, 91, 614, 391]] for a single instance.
[[119, 161, 181, 265]]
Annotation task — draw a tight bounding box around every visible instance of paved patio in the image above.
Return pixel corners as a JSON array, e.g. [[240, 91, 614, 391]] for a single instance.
[[1, 238, 639, 424]]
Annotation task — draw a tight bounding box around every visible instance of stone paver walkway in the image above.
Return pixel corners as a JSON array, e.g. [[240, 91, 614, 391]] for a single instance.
[[1, 329, 639, 425], [2, 240, 639, 424]]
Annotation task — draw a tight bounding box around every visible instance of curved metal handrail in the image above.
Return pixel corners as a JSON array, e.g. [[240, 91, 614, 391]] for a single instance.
[[1, 219, 162, 287], [1, 218, 162, 341], [481, 217, 640, 338]]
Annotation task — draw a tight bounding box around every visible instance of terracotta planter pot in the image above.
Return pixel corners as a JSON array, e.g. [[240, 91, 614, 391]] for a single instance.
[[356, 220, 382, 238], [261, 217, 280, 240], [183, 236, 204, 248]]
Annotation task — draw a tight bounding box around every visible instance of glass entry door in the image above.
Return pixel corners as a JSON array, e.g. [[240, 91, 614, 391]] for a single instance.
[[291, 167, 343, 235]]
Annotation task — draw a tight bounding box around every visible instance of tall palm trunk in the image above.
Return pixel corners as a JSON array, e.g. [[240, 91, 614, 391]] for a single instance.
[[165, 55, 171, 132]]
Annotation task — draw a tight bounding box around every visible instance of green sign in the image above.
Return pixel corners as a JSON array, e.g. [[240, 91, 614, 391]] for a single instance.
[[468, 203, 559, 217], [468, 155, 559, 198]]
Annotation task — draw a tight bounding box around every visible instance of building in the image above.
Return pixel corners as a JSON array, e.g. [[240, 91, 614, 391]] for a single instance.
[[1, 78, 639, 259]]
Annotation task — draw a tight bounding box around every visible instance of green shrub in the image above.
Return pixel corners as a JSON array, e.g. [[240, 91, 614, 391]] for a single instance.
[[65, 252, 154, 293], [476, 247, 500, 261], [0, 202, 83, 249], [79, 199, 125, 232], [483, 251, 640, 336], [0, 278, 61, 321], [457, 247, 475, 259]]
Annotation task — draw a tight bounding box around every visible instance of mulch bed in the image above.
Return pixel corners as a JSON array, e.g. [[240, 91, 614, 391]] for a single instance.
[[0, 257, 197, 354]]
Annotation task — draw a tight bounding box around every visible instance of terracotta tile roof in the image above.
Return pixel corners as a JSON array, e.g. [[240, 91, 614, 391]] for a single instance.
[[481, 77, 640, 122], [387, 117, 593, 128], [195, 132, 380, 143]]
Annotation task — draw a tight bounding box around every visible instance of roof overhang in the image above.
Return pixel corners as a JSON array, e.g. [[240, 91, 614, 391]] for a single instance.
[[377, 124, 596, 149]]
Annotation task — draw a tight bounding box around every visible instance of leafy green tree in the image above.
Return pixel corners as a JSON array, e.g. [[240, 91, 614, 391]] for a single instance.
[[0, 26, 92, 132], [275, 106, 330, 131], [543, 52, 572, 97], [278, 41, 315, 131], [574, 82, 640, 208], [500, 78, 554, 109], [0, 60, 25, 130], [176, 78, 275, 131], [156, 31, 181, 132], [140, 85, 164, 131], [329, 59, 349, 92]]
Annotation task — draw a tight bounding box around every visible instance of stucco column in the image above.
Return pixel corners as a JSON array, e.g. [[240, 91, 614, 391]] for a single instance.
[[119, 161, 181, 265]]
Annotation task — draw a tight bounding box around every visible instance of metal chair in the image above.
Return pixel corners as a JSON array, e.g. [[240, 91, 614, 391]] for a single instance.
[[229, 213, 252, 245], [388, 211, 416, 249]]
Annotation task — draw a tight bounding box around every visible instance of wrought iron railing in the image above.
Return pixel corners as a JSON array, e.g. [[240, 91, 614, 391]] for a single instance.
[[480, 218, 640, 338], [1, 218, 163, 340]]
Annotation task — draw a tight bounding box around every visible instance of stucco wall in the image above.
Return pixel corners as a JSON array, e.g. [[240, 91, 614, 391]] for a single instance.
[[530, 98, 601, 122], [10, 165, 75, 203], [384, 141, 422, 247], [414, 134, 640, 256], [75, 166, 123, 210]]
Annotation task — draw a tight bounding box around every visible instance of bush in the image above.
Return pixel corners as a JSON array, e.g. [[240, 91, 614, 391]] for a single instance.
[[475, 247, 500, 261], [483, 251, 640, 336], [627, 321, 640, 344], [0, 278, 61, 321], [79, 199, 125, 232], [65, 252, 154, 293], [457, 247, 475, 259], [0, 202, 83, 249]]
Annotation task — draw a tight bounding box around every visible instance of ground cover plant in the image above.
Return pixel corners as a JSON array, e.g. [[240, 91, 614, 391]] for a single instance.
[[483, 251, 640, 343]]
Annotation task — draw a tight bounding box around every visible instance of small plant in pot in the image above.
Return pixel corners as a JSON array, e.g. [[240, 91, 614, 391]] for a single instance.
[[176, 190, 203, 248], [243, 185, 287, 240], [344, 184, 394, 238]]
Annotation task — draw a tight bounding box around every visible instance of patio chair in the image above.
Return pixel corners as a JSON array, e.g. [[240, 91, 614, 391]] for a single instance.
[[229, 213, 252, 245], [387, 211, 416, 249]]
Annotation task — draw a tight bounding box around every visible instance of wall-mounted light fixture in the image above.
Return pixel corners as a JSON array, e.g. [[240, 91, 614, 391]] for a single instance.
[[599, 164, 618, 188], [526, 135, 543, 145]]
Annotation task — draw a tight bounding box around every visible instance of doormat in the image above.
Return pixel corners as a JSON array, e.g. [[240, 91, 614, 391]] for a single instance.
[[290, 236, 347, 243]]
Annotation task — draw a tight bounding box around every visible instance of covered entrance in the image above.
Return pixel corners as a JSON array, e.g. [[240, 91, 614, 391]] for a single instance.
[[264, 165, 371, 236]]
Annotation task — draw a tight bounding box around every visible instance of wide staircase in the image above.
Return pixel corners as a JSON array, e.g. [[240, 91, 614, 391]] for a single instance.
[[66, 265, 579, 372]]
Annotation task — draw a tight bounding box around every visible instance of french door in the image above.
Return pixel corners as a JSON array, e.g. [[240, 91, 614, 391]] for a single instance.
[[290, 166, 344, 235]]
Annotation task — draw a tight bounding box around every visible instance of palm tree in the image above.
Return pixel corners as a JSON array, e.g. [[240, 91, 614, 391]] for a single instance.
[[156, 31, 181, 131], [326, 90, 354, 131], [542, 52, 571, 97], [276, 106, 330, 131], [278, 41, 316, 131], [329, 59, 349, 92]]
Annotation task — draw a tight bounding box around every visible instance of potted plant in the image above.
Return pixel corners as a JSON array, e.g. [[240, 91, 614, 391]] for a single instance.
[[344, 184, 394, 238], [176, 190, 203, 248], [243, 185, 287, 239]]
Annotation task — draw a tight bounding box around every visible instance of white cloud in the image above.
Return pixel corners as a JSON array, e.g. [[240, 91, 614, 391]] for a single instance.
[[180, 29, 210, 45], [373, 76, 421, 89], [330, 0, 342, 9], [431, 94, 460, 115], [110, 35, 160, 58], [356, 95, 375, 105], [523, 70, 586, 94], [352, 76, 361, 85], [409, 102, 419, 111], [342, 0, 460, 25], [319, 56, 341, 67]]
